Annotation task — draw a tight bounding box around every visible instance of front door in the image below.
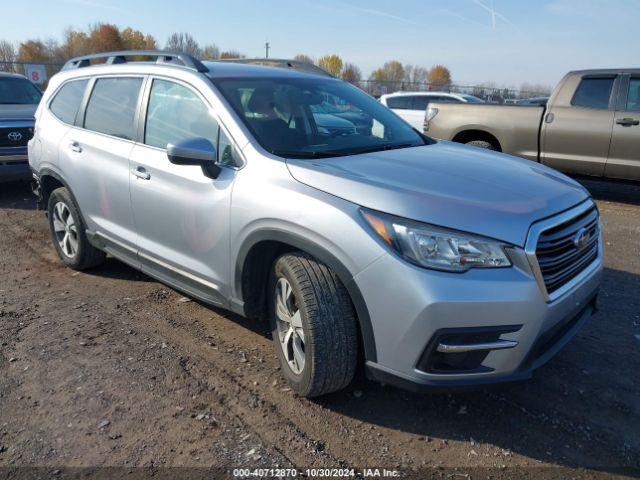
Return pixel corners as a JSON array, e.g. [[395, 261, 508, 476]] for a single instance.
[[606, 76, 640, 181], [541, 75, 616, 176], [129, 78, 240, 306]]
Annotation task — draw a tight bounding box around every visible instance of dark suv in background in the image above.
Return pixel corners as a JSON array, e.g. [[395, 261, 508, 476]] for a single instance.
[[0, 72, 42, 182]]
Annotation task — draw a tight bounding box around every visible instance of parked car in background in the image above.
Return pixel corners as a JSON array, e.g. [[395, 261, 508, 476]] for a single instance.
[[31, 51, 601, 398], [0, 72, 42, 182], [426, 69, 640, 181], [380, 91, 484, 130], [515, 96, 549, 106]]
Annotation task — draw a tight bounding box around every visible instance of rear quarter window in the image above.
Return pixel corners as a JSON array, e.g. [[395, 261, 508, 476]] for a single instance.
[[571, 77, 615, 109], [49, 79, 88, 124], [84, 77, 143, 140]]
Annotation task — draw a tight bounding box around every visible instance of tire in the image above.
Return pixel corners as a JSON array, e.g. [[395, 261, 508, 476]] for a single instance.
[[466, 140, 497, 151], [47, 187, 105, 270], [269, 252, 358, 397]]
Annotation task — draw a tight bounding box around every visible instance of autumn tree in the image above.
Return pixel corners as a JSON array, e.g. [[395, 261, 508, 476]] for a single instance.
[[317, 54, 343, 77], [341, 62, 362, 84], [165, 32, 201, 57], [88, 24, 123, 53], [18, 40, 50, 63], [220, 50, 245, 59], [202, 44, 220, 59], [121, 27, 157, 50], [293, 54, 314, 64], [428, 65, 452, 88], [59, 28, 90, 58], [0, 40, 16, 72]]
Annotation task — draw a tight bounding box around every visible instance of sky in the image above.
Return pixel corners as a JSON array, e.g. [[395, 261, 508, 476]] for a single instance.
[[2, 0, 639, 87]]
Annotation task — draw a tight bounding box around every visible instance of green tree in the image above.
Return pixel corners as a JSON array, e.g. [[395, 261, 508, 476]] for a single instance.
[[317, 54, 343, 76]]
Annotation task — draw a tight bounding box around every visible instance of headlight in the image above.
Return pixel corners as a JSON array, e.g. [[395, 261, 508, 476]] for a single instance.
[[361, 209, 512, 272]]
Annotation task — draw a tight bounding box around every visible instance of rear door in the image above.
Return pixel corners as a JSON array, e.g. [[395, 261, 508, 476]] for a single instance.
[[59, 75, 144, 264], [541, 75, 617, 176], [606, 75, 640, 181]]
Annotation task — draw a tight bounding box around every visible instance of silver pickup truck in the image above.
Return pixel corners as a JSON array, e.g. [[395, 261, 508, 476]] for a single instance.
[[426, 69, 640, 181]]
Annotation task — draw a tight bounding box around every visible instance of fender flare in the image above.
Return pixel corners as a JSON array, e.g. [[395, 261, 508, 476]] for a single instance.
[[235, 228, 378, 362], [37, 167, 88, 224]]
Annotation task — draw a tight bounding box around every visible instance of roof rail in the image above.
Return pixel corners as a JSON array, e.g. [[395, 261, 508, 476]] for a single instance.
[[214, 58, 333, 77], [62, 50, 208, 73]]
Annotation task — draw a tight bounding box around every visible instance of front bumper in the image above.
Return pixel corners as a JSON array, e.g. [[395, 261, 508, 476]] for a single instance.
[[356, 221, 602, 390], [0, 147, 30, 182]]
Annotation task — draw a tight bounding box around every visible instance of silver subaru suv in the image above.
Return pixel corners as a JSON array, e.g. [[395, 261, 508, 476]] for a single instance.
[[29, 51, 602, 397]]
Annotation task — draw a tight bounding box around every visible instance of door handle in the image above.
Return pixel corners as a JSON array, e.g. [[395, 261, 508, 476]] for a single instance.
[[132, 167, 151, 180], [69, 141, 82, 153], [616, 118, 640, 127]]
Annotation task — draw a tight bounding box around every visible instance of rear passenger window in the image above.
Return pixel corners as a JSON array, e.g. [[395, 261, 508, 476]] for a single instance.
[[572, 77, 614, 109], [144, 79, 218, 149], [411, 97, 430, 110], [386, 96, 412, 109], [49, 79, 88, 124], [84, 77, 142, 140], [625, 78, 640, 111]]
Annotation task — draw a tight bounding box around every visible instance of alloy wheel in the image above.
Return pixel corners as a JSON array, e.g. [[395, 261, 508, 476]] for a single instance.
[[275, 277, 306, 375], [52, 201, 79, 258]]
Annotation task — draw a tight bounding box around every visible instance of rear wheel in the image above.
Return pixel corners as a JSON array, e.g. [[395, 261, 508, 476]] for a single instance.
[[47, 187, 105, 270], [269, 252, 358, 397], [466, 139, 497, 150]]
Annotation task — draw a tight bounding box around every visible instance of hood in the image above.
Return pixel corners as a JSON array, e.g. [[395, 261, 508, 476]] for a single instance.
[[0, 104, 37, 121], [286, 141, 590, 247]]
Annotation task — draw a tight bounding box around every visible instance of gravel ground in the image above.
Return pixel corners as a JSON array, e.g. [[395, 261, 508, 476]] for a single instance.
[[0, 178, 639, 479]]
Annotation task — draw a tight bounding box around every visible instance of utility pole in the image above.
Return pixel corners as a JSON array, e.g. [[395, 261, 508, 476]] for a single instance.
[[265, 41, 270, 59]]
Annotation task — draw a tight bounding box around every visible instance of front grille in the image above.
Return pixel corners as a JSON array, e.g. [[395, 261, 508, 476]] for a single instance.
[[0, 126, 33, 148], [536, 206, 599, 295]]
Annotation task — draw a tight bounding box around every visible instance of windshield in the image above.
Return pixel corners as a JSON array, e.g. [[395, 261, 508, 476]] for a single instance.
[[213, 76, 432, 158], [0, 77, 42, 105]]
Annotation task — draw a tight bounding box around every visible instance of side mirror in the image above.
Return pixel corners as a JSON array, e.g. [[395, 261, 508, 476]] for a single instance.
[[167, 137, 221, 178]]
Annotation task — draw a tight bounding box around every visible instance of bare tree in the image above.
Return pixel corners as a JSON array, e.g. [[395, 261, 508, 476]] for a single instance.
[[404, 64, 427, 86], [293, 54, 314, 64], [201, 44, 220, 60], [165, 32, 201, 57], [219, 50, 246, 59], [0, 40, 16, 72]]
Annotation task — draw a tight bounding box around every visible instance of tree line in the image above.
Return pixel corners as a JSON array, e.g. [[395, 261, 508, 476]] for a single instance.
[[0, 24, 245, 71], [0, 24, 451, 87], [0, 24, 550, 96]]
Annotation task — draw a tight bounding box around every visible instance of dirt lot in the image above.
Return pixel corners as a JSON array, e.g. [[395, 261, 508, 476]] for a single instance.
[[0, 178, 639, 479]]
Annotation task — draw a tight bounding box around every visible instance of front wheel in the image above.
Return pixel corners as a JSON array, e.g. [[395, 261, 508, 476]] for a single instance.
[[269, 252, 358, 397]]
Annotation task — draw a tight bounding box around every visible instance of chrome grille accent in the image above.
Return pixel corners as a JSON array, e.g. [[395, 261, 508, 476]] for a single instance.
[[0, 126, 33, 148], [532, 203, 600, 298]]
